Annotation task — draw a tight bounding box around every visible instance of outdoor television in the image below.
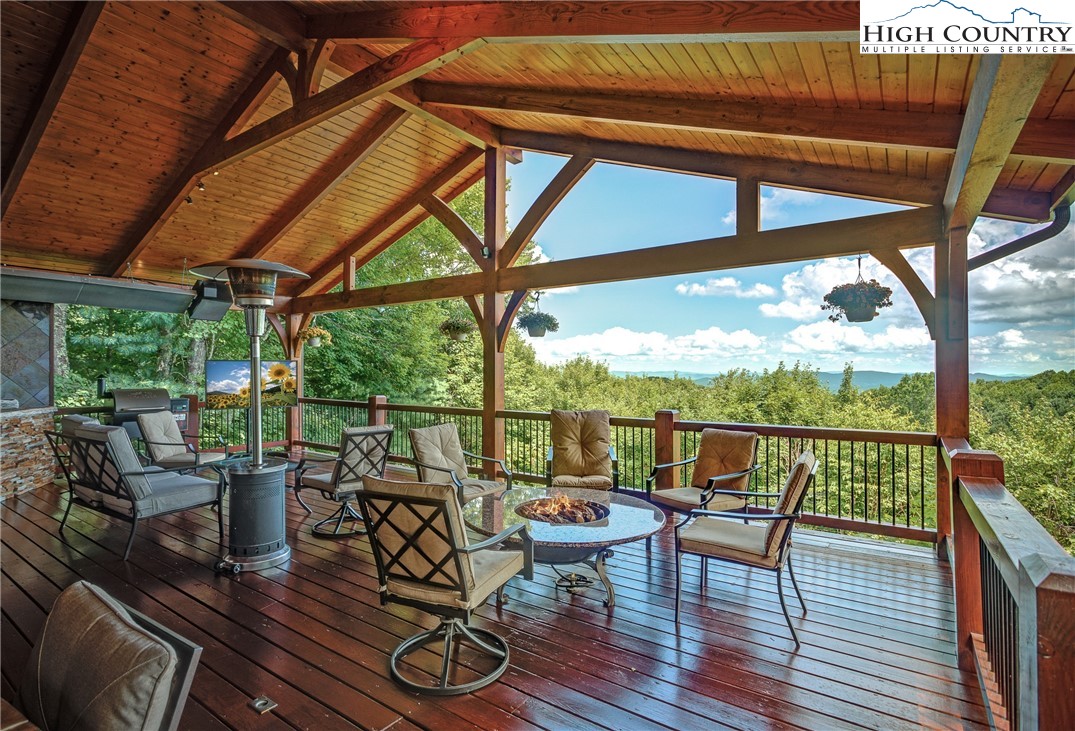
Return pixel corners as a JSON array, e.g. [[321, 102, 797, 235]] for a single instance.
[[205, 360, 297, 409]]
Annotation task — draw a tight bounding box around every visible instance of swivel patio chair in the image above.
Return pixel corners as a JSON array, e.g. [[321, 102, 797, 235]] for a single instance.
[[295, 425, 393, 538], [136, 410, 230, 470], [356, 476, 533, 695], [409, 423, 511, 504], [674, 451, 817, 646], [18, 580, 202, 731], [45, 424, 224, 561], [645, 428, 761, 547], [546, 409, 618, 490]]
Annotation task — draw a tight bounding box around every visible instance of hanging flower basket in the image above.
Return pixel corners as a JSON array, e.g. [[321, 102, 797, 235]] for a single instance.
[[439, 316, 475, 341], [821, 279, 893, 323], [516, 311, 559, 338], [297, 326, 332, 347]]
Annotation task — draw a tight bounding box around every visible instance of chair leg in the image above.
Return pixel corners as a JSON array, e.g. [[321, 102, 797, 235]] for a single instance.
[[123, 518, 139, 561], [787, 555, 807, 613], [776, 566, 801, 647], [390, 617, 509, 695], [294, 485, 312, 514], [216, 498, 225, 546], [674, 550, 682, 623], [311, 500, 366, 539], [58, 491, 75, 534]]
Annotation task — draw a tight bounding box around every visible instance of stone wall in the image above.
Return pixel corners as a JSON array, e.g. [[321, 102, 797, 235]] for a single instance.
[[1, 299, 53, 409], [1, 406, 57, 498]]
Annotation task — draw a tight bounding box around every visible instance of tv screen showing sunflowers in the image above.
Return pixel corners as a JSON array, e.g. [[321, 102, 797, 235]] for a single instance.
[[205, 360, 298, 409]]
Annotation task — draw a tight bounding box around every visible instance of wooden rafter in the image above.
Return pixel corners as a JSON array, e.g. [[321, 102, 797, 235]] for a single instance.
[[329, 45, 499, 148], [106, 46, 292, 277], [215, 1, 308, 51], [203, 38, 485, 172], [1, 1, 104, 216], [420, 195, 488, 269], [292, 206, 943, 314], [944, 56, 1057, 231], [305, 1, 860, 43], [296, 39, 337, 101], [501, 129, 1053, 222], [292, 149, 484, 296], [502, 155, 595, 267], [238, 107, 409, 261], [421, 83, 1070, 162]]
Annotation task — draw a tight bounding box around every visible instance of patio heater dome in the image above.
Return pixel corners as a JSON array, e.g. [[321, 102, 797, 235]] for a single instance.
[[189, 258, 308, 308]]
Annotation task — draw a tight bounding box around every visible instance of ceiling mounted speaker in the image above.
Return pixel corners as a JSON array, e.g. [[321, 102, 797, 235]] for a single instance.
[[186, 280, 232, 321]]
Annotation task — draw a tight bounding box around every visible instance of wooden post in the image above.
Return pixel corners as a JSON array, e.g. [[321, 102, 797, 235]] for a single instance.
[[368, 395, 387, 426], [344, 256, 357, 291], [482, 147, 507, 478], [1019, 553, 1075, 731], [736, 177, 759, 236], [654, 409, 680, 490], [935, 227, 970, 555], [183, 394, 200, 451], [279, 313, 304, 449]]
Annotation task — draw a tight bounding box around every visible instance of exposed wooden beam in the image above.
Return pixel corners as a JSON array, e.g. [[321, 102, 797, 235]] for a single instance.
[[982, 188, 1053, 223], [502, 155, 594, 267], [293, 207, 943, 313], [421, 83, 1069, 162], [293, 148, 484, 296], [498, 207, 943, 293], [944, 56, 1056, 231], [329, 45, 499, 148], [2, 1, 104, 215], [305, 1, 860, 43], [296, 39, 336, 100], [216, 1, 308, 51], [501, 129, 1049, 221], [238, 107, 409, 260], [736, 178, 759, 236], [420, 195, 489, 269], [871, 248, 936, 340], [204, 38, 485, 172], [292, 272, 486, 313], [106, 47, 291, 277], [498, 290, 529, 350], [482, 147, 508, 471]]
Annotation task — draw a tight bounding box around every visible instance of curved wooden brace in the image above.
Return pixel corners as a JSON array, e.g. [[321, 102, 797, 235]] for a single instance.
[[497, 290, 529, 350], [297, 39, 337, 100], [502, 155, 594, 267], [871, 248, 936, 340], [422, 194, 488, 269], [463, 294, 483, 324]]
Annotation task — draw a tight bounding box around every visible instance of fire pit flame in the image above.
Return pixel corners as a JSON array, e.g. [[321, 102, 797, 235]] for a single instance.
[[515, 494, 610, 524]]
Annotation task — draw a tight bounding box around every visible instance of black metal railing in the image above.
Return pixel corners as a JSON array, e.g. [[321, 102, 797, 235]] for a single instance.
[[981, 537, 1019, 729]]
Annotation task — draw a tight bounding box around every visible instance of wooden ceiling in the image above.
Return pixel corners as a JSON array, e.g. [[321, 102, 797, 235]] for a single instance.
[[2, 1, 1072, 302]]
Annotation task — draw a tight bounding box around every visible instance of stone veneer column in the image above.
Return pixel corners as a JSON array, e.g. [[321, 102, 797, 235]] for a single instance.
[[1, 406, 58, 498]]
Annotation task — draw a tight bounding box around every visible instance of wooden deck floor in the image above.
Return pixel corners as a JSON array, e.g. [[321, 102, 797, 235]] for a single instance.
[[2, 479, 987, 730]]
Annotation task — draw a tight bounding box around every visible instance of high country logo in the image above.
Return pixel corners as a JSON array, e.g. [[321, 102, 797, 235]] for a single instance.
[[859, 0, 1075, 54]]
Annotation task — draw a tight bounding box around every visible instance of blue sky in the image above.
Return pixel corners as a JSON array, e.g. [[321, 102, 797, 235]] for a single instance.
[[504, 152, 1075, 376]]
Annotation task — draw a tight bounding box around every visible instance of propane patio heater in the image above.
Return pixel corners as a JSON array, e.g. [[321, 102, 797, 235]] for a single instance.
[[190, 258, 308, 573]]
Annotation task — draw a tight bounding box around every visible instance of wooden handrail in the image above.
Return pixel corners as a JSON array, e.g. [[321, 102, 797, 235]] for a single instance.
[[679, 419, 937, 446]]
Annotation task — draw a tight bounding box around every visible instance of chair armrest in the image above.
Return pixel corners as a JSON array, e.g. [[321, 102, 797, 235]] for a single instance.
[[690, 509, 799, 521], [120, 464, 210, 477], [646, 456, 698, 486], [608, 445, 618, 464], [411, 459, 464, 488], [705, 487, 783, 498], [461, 524, 534, 581], [462, 450, 513, 490], [702, 464, 763, 490]]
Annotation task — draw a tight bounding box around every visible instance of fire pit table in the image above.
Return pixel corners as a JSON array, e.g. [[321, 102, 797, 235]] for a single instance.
[[462, 487, 665, 607]]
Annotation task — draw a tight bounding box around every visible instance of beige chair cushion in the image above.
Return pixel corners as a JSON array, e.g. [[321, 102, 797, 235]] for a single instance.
[[551, 474, 613, 489], [550, 409, 612, 481], [651, 486, 747, 513], [20, 580, 178, 731], [679, 518, 778, 569], [765, 451, 816, 554], [409, 423, 468, 484], [137, 411, 188, 460], [691, 429, 757, 490], [460, 478, 505, 502], [390, 548, 523, 611]]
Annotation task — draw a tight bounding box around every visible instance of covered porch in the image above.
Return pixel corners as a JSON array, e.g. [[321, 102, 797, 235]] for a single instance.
[[2, 1, 1073, 729]]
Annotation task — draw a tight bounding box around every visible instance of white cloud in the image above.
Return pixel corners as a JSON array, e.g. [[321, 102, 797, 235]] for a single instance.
[[761, 188, 829, 222], [530, 326, 767, 367], [782, 321, 932, 356], [675, 276, 775, 298], [721, 210, 736, 226]]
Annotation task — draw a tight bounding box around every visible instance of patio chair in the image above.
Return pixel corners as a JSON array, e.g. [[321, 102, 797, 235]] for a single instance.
[[136, 410, 230, 470], [44, 424, 224, 561], [409, 423, 511, 504], [18, 580, 201, 731], [295, 425, 393, 538], [355, 476, 533, 695], [546, 409, 618, 490], [645, 428, 761, 547], [674, 450, 817, 646]]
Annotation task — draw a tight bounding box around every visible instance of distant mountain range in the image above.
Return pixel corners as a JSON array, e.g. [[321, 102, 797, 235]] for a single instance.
[[611, 370, 1025, 391]]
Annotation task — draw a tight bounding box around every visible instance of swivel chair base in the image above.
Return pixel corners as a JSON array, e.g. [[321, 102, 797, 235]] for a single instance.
[[390, 617, 509, 695], [311, 501, 366, 539]]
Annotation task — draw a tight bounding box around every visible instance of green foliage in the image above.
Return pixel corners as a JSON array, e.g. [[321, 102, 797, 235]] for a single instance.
[[516, 310, 559, 333], [821, 279, 893, 322], [439, 316, 477, 338]]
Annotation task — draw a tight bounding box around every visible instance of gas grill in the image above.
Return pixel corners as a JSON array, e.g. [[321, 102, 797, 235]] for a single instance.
[[109, 388, 189, 440]]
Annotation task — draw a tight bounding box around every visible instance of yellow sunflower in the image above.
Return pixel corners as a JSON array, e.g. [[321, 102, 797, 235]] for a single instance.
[[268, 363, 292, 380], [238, 385, 250, 398], [282, 377, 297, 392]]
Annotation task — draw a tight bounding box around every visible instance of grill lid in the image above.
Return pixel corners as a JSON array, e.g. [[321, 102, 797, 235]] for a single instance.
[[112, 388, 171, 413]]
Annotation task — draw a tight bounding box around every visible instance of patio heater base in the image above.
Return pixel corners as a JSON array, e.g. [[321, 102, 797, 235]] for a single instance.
[[215, 459, 291, 574]]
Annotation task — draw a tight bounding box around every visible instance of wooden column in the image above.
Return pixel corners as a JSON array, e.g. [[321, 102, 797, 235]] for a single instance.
[[482, 147, 507, 477], [1019, 553, 1075, 730], [736, 177, 759, 235], [367, 395, 387, 426], [653, 409, 680, 490], [935, 227, 969, 554]]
